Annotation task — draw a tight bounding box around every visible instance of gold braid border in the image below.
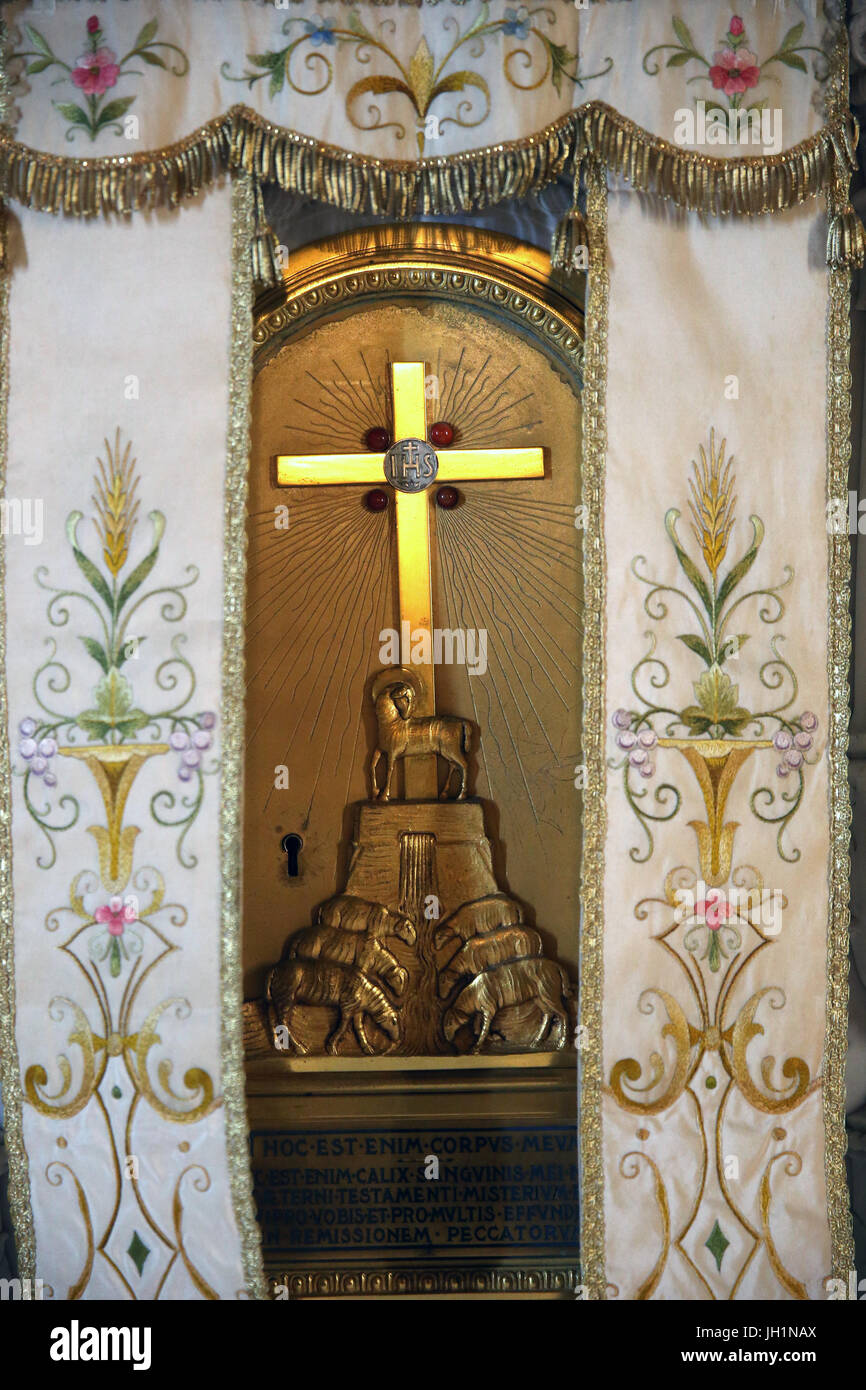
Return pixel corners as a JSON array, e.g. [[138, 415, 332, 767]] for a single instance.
[[0, 15, 36, 1283], [0, 96, 858, 233], [825, 253, 856, 1287], [578, 155, 607, 1303], [0, 195, 36, 1287], [222, 173, 266, 1301], [823, 30, 856, 1288]]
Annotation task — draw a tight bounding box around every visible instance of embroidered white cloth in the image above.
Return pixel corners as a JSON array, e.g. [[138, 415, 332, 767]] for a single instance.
[[3, 181, 260, 1299], [596, 189, 841, 1299], [2, 0, 832, 163]]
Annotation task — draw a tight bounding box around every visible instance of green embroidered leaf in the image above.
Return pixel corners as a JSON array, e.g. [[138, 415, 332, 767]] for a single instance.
[[680, 706, 713, 736], [97, 97, 136, 128], [268, 64, 285, 99], [774, 52, 807, 72], [54, 103, 92, 127], [116, 546, 159, 612], [133, 19, 159, 50], [542, 41, 577, 96], [346, 11, 372, 38], [779, 22, 805, 51], [81, 670, 150, 741], [664, 509, 713, 616], [716, 516, 764, 609], [677, 634, 712, 665], [79, 637, 110, 674], [110, 938, 122, 978], [112, 710, 150, 738], [707, 932, 721, 973], [671, 17, 696, 52], [720, 714, 752, 736], [78, 712, 114, 742], [26, 58, 53, 75], [127, 1231, 150, 1276], [666, 51, 693, 67], [694, 666, 738, 720], [464, 3, 490, 40], [94, 668, 135, 719], [705, 1219, 730, 1271], [24, 24, 53, 59], [138, 51, 168, 69], [72, 546, 114, 610], [690, 666, 753, 732]]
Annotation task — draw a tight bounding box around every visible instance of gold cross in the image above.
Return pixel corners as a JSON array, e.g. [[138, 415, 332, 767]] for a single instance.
[[276, 361, 544, 797]]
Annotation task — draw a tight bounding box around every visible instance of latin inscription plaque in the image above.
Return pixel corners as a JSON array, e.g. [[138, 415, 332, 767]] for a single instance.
[[252, 1123, 579, 1265]]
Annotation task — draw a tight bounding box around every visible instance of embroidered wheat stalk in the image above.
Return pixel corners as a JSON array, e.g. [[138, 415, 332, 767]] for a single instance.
[[688, 429, 736, 579], [92, 429, 140, 577]]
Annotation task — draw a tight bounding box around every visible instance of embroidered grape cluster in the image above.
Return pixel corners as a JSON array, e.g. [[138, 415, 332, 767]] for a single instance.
[[612, 709, 658, 778], [169, 712, 217, 782], [18, 718, 58, 788], [774, 712, 818, 778]]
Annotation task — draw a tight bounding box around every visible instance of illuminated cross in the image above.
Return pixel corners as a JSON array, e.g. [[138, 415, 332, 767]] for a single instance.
[[276, 361, 544, 797]]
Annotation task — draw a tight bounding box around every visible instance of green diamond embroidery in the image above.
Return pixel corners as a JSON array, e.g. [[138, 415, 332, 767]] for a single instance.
[[705, 1220, 730, 1272], [127, 1231, 150, 1277]]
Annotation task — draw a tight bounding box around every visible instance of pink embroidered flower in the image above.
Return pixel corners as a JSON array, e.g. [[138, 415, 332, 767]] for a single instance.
[[94, 895, 136, 938], [709, 47, 760, 96], [695, 890, 734, 931], [729, 16, 745, 39], [71, 47, 120, 95], [87, 16, 101, 36]]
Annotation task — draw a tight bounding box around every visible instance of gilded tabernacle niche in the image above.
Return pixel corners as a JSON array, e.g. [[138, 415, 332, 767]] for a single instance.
[[243, 226, 583, 1295]]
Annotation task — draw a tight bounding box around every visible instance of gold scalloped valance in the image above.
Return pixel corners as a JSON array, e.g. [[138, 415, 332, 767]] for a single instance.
[[0, 91, 862, 279], [0, 96, 857, 219]]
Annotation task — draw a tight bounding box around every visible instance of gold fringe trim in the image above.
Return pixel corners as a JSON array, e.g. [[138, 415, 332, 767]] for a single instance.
[[579, 100, 857, 218], [227, 105, 576, 218], [0, 105, 576, 219], [0, 114, 231, 217], [0, 98, 861, 241]]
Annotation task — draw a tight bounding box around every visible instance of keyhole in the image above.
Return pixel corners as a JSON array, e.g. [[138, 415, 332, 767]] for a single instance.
[[281, 833, 303, 879]]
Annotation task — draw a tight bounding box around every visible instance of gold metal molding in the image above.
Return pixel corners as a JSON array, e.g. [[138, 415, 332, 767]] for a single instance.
[[268, 1265, 578, 1299], [253, 223, 584, 377]]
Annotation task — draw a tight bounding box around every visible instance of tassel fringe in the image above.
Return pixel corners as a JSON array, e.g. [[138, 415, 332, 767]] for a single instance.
[[827, 203, 866, 269], [550, 206, 590, 272], [250, 183, 282, 289]]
